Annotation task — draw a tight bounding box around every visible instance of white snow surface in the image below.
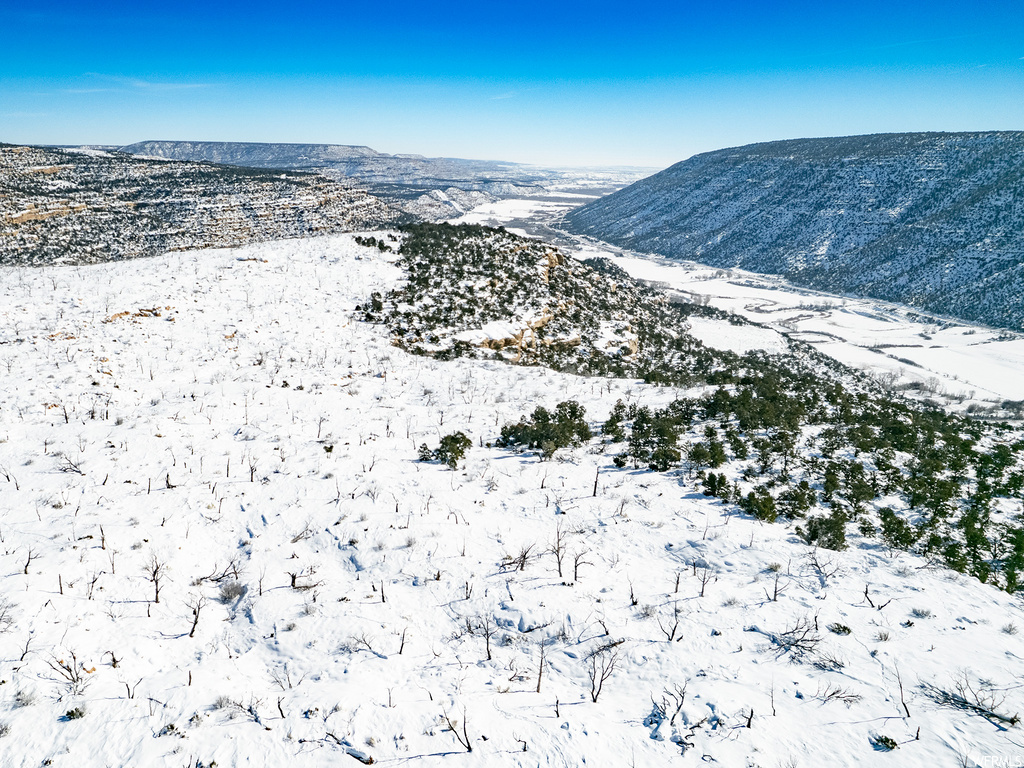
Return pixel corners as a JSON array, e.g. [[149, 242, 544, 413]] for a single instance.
[[600, 252, 1024, 409], [684, 317, 788, 355], [0, 235, 1021, 767]]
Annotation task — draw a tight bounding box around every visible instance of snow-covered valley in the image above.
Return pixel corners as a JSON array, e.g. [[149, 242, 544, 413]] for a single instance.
[[1, 235, 1022, 767], [455, 196, 1024, 417]]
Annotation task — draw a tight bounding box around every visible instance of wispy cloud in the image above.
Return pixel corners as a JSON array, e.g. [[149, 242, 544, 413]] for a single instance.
[[490, 87, 538, 101], [80, 73, 213, 91]]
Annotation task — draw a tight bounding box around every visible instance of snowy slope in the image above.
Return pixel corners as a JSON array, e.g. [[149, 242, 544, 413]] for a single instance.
[[0, 236, 1022, 767], [562, 132, 1024, 332]]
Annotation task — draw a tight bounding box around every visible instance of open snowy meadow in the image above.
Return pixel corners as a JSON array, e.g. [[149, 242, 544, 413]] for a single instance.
[[0, 235, 1022, 767]]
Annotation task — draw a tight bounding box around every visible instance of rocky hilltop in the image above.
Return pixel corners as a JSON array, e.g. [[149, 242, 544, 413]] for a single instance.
[[563, 132, 1024, 331], [0, 144, 399, 266]]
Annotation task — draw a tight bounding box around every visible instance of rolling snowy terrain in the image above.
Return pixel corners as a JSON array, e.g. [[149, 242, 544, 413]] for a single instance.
[[1, 232, 1023, 768]]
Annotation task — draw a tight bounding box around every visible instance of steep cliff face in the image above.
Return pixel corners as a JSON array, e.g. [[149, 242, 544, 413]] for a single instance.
[[563, 132, 1024, 330], [0, 144, 400, 266]]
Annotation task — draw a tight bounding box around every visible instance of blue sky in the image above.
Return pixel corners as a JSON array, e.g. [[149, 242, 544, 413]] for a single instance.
[[3, 1, 1023, 167]]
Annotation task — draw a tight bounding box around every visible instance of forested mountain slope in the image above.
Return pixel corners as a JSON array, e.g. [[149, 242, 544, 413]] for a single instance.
[[563, 132, 1024, 330]]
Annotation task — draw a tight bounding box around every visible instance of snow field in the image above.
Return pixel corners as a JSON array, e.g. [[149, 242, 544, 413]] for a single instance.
[[0, 236, 1021, 767], [601, 253, 1024, 407]]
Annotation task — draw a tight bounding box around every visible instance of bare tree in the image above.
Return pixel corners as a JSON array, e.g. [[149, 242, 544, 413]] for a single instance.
[[764, 570, 787, 602], [478, 615, 495, 661], [536, 641, 547, 693], [586, 645, 621, 703], [695, 564, 716, 598], [144, 553, 166, 604], [572, 550, 593, 581], [187, 595, 206, 638], [657, 602, 683, 641], [442, 709, 472, 752], [547, 523, 568, 578]]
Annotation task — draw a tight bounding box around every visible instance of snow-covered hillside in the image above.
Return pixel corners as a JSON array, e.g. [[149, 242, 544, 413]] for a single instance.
[[0, 234, 1022, 767], [0, 144, 399, 267], [562, 131, 1024, 332]]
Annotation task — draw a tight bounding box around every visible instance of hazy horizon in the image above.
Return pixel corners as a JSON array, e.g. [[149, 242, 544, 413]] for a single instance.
[[4, 0, 1023, 167]]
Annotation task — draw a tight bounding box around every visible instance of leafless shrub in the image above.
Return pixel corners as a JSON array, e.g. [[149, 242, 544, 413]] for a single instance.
[[290, 522, 314, 544], [653, 682, 687, 726], [812, 649, 847, 672], [770, 616, 821, 659], [56, 453, 84, 475], [269, 665, 305, 691], [219, 581, 245, 603], [45, 650, 89, 698], [805, 550, 843, 587], [921, 670, 1020, 726], [214, 695, 265, 725], [657, 602, 684, 641], [814, 682, 862, 706], [500, 543, 535, 572], [0, 597, 15, 633]]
